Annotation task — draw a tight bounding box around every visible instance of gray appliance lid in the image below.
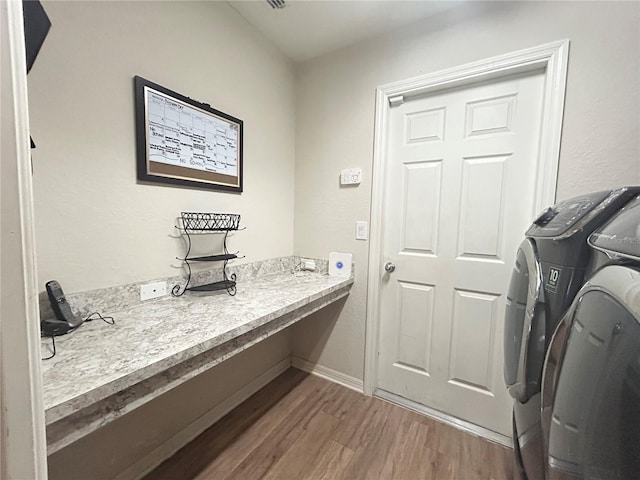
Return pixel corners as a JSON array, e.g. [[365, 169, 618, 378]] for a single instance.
[[589, 195, 640, 261]]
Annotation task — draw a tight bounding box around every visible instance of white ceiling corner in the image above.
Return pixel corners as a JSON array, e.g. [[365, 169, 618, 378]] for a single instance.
[[226, 0, 462, 62]]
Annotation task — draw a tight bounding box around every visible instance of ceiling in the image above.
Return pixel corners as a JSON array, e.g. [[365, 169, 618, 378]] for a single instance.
[[226, 1, 462, 62]]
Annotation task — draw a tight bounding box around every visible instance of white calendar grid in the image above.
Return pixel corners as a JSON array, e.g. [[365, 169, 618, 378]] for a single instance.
[[146, 87, 239, 177]]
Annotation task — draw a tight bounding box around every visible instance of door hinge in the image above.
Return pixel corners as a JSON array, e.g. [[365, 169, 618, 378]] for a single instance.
[[388, 95, 404, 107]]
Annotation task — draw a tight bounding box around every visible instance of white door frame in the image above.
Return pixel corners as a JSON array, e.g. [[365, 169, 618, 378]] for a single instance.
[[364, 40, 570, 396], [0, 0, 48, 478]]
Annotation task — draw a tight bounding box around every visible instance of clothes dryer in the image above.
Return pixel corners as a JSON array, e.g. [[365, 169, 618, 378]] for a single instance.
[[503, 187, 640, 479], [541, 195, 640, 479]]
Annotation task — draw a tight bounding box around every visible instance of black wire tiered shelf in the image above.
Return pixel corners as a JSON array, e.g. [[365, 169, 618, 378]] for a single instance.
[[172, 212, 243, 297]]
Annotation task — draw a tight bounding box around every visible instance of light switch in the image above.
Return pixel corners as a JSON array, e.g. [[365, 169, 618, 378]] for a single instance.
[[356, 221, 368, 240]]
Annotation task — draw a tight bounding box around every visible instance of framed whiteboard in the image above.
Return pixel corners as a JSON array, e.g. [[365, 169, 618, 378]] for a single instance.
[[134, 76, 243, 193]]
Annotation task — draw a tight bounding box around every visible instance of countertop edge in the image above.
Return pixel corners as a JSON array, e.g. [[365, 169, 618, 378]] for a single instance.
[[45, 283, 353, 453], [44, 275, 353, 424]]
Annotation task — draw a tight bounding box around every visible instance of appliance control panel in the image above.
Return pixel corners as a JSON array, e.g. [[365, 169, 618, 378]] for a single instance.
[[527, 191, 611, 238]]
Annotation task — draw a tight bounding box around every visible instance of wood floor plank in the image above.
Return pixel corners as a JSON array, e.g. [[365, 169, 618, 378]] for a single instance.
[[385, 420, 436, 479], [378, 419, 421, 479], [330, 393, 383, 450], [194, 372, 327, 479], [339, 402, 416, 480], [144, 368, 514, 480], [220, 420, 304, 480], [262, 410, 341, 480], [145, 368, 311, 480], [221, 376, 333, 480], [303, 440, 355, 480], [463, 433, 514, 480]]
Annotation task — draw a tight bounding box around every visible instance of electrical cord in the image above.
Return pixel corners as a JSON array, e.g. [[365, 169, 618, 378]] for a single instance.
[[41, 335, 56, 360], [84, 312, 115, 325], [41, 312, 115, 360]]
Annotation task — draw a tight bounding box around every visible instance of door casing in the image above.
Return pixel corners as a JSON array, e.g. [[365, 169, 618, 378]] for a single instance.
[[0, 1, 48, 478], [364, 41, 570, 409]]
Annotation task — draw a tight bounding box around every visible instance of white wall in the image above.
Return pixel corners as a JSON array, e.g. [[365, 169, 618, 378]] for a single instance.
[[27, 2, 296, 478], [292, 1, 640, 380], [28, 0, 296, 294]]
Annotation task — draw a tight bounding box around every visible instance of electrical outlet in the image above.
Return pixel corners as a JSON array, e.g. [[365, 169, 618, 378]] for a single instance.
[[301, 259, 316, 271], [140, 281, 167, 301]]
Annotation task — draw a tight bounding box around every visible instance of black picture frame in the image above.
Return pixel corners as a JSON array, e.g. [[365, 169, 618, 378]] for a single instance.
[[134, 76, 243, 193]]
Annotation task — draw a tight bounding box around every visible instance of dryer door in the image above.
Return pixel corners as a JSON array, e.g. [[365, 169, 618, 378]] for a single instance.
[[504, 238, 546, 402], [547, 266, 640, 479]]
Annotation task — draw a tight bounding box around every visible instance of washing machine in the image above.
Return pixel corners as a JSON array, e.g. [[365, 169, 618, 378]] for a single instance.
[[503, 187, 640, 479], [541, 194, 640, 480]]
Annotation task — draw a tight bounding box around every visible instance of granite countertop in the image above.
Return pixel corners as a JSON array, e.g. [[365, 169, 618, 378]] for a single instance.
[[40, 270, 353, 426]]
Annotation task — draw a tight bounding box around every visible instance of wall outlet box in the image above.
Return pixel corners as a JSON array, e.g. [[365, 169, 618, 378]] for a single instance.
[[140, 281, 167, 301], [329, 252, 352, 277], [340, 168, 362, 185]]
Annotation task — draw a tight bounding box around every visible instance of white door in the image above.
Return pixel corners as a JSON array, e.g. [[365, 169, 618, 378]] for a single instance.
[[377, 70, 546, 435]]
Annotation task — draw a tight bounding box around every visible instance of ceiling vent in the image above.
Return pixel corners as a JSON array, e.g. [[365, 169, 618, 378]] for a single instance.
[[266, 0, 285, 9]]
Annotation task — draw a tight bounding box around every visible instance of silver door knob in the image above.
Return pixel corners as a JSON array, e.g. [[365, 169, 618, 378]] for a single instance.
[[384, 262, 396, 273]]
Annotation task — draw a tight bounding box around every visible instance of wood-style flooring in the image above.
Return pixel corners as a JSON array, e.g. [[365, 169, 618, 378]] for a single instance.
[[145, 368, 513, 480]]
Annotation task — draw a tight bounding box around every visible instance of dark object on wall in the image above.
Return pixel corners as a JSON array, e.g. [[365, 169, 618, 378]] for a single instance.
[[134, 76, 244, 193], [23, 0, 51, 150], [23, 0, 51, 73], [266, 0, 286, 9]]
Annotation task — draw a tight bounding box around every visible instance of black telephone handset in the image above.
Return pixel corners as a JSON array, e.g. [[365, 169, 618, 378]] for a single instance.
[[42, 280, 84, 336]]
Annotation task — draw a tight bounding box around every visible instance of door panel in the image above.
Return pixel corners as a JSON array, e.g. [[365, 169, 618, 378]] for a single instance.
[[448, 289, 500, 394], [394, 281, 435, 375], [458, 155, 508, 259], [406, 107, 445, 143], [401, 160, 442, 254], [465, 94, 517, 137], [378, 70, 546, 435]]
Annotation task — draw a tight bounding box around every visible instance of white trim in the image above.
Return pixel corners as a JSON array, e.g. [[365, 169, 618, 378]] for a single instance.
[[364, 40, 570, 397], [114, 357, 292, 480], [376, 389, 513, 448], [291, 357, 364, 393], [0, 1, 48, 479]]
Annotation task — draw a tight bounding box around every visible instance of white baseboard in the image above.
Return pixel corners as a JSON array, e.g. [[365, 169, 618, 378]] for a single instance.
[[291, 357, 364, 393], [114, 357, 292, 480], [375, 389, 513, 448]]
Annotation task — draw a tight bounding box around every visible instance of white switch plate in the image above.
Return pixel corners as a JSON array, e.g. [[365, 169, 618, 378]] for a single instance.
[[340, 168, 362, 185], [140, 281, 167, 301], [356, 221, 368, 240]]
